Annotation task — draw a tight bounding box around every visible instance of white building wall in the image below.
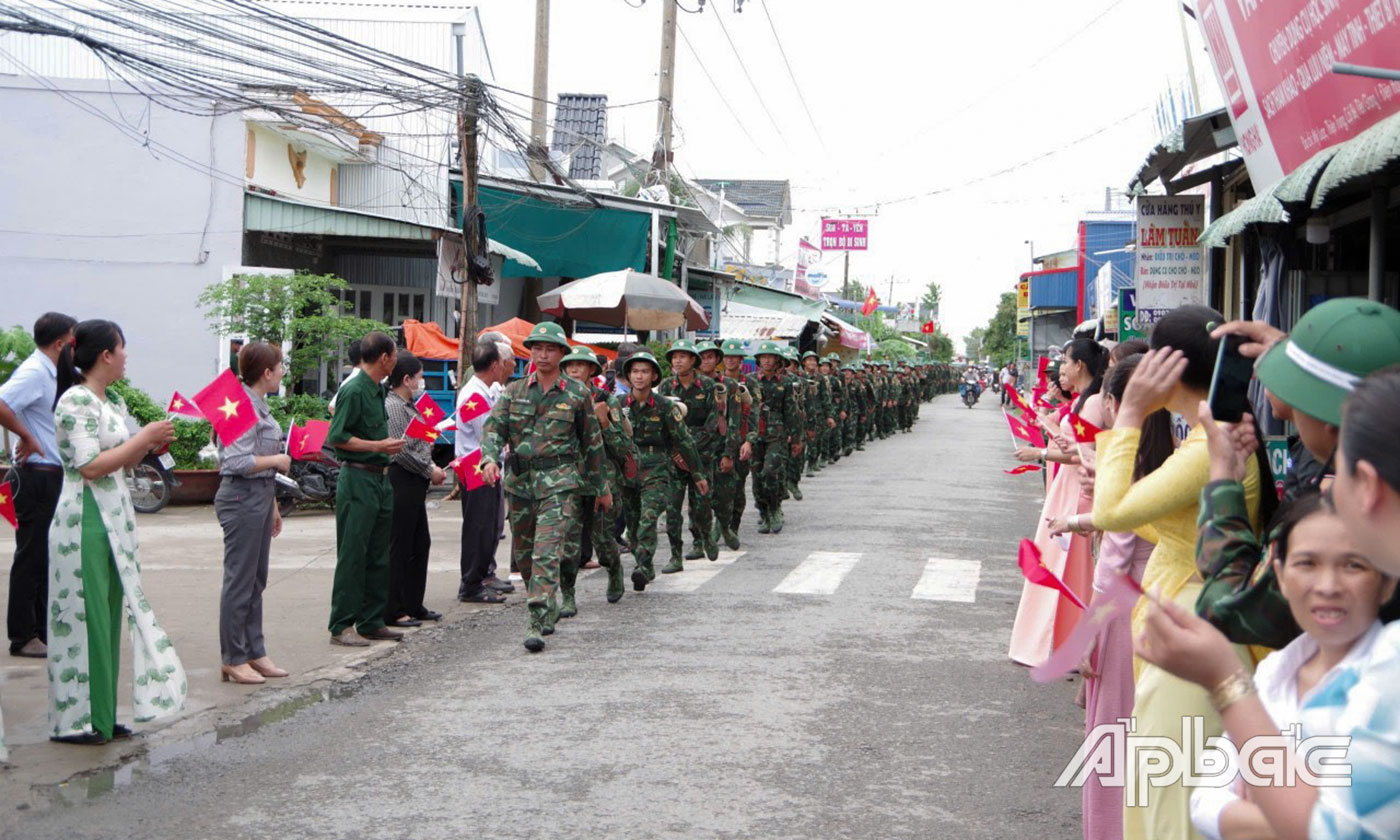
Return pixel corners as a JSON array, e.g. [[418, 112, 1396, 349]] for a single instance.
[[0, 77, 245, 396]]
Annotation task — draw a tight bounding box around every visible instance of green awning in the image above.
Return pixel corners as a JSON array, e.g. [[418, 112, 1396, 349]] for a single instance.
[[1198, 192, 1289, 248], [245, 192, 440, 240], [1273, 145, 1341, 205], [453, 182, 651, 278], [1312, 110, 1400, 210], [725, 281, 826, 319]]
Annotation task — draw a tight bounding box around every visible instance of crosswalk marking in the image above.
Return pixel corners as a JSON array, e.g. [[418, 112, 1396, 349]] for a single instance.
[[910, 558, 981, 603], [649, 550, 745, 593], [772, 551, 861, 595]]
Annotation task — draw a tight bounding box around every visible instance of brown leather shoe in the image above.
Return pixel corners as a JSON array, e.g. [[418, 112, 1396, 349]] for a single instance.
[[329, 629, 370, 647], [358, 627, 403, 641]]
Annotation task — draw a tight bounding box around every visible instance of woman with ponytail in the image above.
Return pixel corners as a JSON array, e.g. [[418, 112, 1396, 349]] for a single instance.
[[1008, 337, 1109, 666], [47, 320, 187, 745]]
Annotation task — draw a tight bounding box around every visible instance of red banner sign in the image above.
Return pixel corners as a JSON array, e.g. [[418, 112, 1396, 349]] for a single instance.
[[820, 218, 869, 251]]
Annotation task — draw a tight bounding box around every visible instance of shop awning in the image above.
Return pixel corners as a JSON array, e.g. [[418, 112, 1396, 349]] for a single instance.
[[402, 318, 616, 362], [822, 295, 898, 315], [719, 302, 809, 340], [1198, 192, 1290, 248], [246, 192, 443, 240], [1128, 108, 1237, 195], [822, 312, 874, 350], [1311, 110, 1400, 210], [727, 282, 826, 319]]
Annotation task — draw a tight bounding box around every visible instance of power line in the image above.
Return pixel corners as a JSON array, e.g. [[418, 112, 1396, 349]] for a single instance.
[[756, 0, 822, 150], [707, 3, 788, 147], [675, 21, 765, 153]]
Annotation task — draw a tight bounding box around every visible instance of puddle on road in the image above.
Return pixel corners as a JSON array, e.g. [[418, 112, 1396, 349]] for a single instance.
[[43, 682, 358, 806]]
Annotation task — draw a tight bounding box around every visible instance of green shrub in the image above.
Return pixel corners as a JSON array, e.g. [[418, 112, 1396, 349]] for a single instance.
[[267, 393, 329, 428], [0, 325, 37, 388], [108, 379, 165, 425]]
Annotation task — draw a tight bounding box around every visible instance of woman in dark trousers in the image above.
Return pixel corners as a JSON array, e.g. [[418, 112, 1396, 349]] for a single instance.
[[215, 342, 292, 685], [384, 353, 446, 627]]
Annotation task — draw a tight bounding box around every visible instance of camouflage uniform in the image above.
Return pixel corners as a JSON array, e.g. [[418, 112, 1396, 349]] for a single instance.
[[713, 341, 759, 549], [752, 343, 802, 533], [480, 328, 605, 652], [658, 357, 721, 569], [801, 352, 827, 477], [782, 356, 809, 499]]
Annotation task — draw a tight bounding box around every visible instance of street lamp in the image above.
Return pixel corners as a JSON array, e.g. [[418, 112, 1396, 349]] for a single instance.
[[1024, 239, 1034, 267]]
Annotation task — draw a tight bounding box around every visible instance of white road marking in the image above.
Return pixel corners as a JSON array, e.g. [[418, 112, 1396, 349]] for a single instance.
[[911, 558, 981, 603], [772, 551, 861, 595], [649, 550, 746, 593]]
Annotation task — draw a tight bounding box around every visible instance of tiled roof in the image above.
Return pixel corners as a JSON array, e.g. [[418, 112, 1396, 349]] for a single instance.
[[695, 179, 791, 223], [551, 93, 608, 180]]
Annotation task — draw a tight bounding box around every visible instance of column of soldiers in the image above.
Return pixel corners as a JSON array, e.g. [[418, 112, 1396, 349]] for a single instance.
[[478, 324, 956, 652]]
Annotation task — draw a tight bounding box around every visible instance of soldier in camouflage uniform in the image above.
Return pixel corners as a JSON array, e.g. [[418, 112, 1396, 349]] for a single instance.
[[821, 354, 845, 463], [619, 352, 706, 591], [800, 351, 828, 477], [658, 339, 720, 570], [559, 348, 638, 611], [687, 340, 730, 553], [751, 342, 801, 533], [713, 339, 758, 550], [479, 322, 606, 653], [781, 348, 809, 500], [840, 364, 860, 456]]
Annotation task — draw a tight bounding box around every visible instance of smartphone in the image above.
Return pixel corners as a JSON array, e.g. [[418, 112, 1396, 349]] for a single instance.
[[1208, 334, 1254, 423]]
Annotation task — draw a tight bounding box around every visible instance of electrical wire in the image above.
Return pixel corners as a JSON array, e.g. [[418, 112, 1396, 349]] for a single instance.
[[756, 0, 823, 150], [707, 3, 788, 146]]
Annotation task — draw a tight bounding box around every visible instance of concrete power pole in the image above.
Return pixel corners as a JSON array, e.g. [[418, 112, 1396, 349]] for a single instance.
[[528, 0, 550, 182], [456, 77, 482, 375], [651, 0, 678, 188]]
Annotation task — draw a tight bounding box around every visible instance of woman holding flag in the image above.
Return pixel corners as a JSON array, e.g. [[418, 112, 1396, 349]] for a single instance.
[[1008, 339, 1108, 667], [383, 352, 447, 629], [214, 341, 292, 685]]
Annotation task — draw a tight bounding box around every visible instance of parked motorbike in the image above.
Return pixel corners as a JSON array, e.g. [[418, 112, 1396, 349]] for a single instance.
[[128, 451, 180, 514], [277, 452, 340, 516]]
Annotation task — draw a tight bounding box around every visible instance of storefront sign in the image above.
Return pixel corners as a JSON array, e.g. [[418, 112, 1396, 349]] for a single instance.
[[1197, 0, 1400, 189], [1017, 279, 1031, 337], [1118, 287, 1169, 339], [821, 218, 869, 251], [1134, 195, 1205, 312]]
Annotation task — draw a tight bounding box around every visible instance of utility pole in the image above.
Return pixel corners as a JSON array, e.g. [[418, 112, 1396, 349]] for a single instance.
[[650, 0, 678, 188], [528, 0, 551, 182], [1175, 0, 1202, 114], [456, 76, 482, 376], [842, 251, 850, 300]]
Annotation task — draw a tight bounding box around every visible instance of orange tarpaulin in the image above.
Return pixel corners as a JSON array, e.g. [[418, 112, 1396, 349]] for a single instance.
[[401, 318, 617, 363]]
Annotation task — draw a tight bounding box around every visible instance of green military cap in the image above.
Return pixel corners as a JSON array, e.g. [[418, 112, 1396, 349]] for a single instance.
[[801, 350, 819, 361], [1255, 298, 1400, 427], [695, 339, 721, 356], [783, 346, 800, 362], [666, 338, 701, 359], [720, 338, 748, 357], [622, 351, 663, 380], [824, 353, 840, 363], [753, 340, 784, 359], [560, 346, 602, 374], [523, 320, 570, 349]]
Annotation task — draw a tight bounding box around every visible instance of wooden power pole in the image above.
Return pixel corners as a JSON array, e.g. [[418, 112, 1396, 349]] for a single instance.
[[528, 0, 551, 182], [651, 0, 677, 187], [457, 76, 482, 376]]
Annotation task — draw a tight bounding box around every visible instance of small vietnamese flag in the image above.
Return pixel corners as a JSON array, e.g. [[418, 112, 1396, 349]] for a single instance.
[[1006, 386, 1032, 415], [192, 369, 256, 446], [861, 287, 880, 317], [1067, 412, 1103, 444], [0, 481, 16, 529], [1005, 411, 1046, 448], [288, 419, 330, 461], [167, 391, 205, 419], [1017, 539, 1087, 610], [414, 393, 447, 424], [1004, 464, 1042, 475], [404, 417, 441, 443], [920, 320, 936, 334], [457, 392, 490, 424], [1031, 385, 1050, 410], [1030, 572, 1141, 683], [451, 448, 486, 490], [1036, 356, 1050, 382]]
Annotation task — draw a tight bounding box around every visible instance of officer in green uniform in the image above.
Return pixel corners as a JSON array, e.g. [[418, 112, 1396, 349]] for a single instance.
[[559, 348, 638, 612], [326, 331, 407, 647], [619, 352, 706, 591], [714, 339, 759, 548], [657, 339, 720, 570], [752, 342, 801, 533], [479, 322, 607, 653]]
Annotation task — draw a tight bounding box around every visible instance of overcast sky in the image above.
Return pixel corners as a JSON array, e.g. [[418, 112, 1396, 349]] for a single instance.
[[470, 0, 1219, 344]]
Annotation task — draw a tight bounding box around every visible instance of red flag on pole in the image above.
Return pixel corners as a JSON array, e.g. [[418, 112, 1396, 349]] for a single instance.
[[192, 369, 256, 446], [414, 393, 448, 424], [450, 448, 486, 490], [1031, 385, 1050, 410], [1067, 412, 1103, 444], [1016, 539, 1087, 610], [0, 481, 16, 529], [1036, 356, 1050, 382], [861, 287, 880, 317], [1030, 572, 1143, 683], [404, 417, 441, 443], [919, 320, 935, 334], [1003, 464, 1043, 475], [1004, 411, 1046, 448], [166, 391, 205, 420], [457, 392, 491, 425], [287, 419, 330, 461], [1006, 386, 1032, 415]]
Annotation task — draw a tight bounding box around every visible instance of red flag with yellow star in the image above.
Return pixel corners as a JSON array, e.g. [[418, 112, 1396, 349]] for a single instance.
[[192, 369, 256, 446], [457, 392, 490, 425], [1016, 539, 1086, 610], [861, 287, 880, 317], [1067, 412, 1103, 444], [166, 391, 205, 420], [451, 448, 486, 490], [1003, 464, 1042, 475], [414, 393, 448, 424], [287, 419, 330, 461], [0, 481, 16, 529], [1030, 571, 1143, 683], [404, 417, 442, 443]]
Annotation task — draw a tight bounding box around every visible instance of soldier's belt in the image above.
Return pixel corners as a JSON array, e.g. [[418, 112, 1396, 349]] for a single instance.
[[512, 454, 576, 472]]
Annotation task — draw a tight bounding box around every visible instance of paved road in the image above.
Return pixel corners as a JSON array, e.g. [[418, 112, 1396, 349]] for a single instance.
[[9, 394, 1086, 840]]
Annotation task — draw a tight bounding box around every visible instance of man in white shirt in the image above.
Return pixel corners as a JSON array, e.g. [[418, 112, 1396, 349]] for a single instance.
[[456, 337, 515, 602]]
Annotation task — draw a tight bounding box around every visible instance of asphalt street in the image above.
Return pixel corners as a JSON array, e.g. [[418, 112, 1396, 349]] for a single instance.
[[8, 393, 1086, 840]]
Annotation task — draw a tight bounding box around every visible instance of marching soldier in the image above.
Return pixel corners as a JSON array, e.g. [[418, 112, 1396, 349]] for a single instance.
[[822, 354, 845, 464], [780, 347, 808, 500], [657, 339, 720, 570], [751, 342, 801, 534], [714, 339, 759, 549], [619, 352, 706, 591], [479, 322, 607, 653]]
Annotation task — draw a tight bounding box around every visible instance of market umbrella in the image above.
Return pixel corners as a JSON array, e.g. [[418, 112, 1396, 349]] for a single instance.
[[536, 269, 709, 332]]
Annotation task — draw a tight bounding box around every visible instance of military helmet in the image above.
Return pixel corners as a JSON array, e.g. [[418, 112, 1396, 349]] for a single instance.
[[801, 350, 819, 361], [523, 321, 570, 349], [753, 340, 784, 359], [622, 351, 662, 382], [560, 347, 602, 375], [720, 338, 748, 357], [782, 346, 799, 362], [666, 338, 701, 359], [695, 339, 721, 357]]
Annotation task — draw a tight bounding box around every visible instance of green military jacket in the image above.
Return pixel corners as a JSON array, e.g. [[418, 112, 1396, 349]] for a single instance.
[[755, 371, 801, 444], [658, 374, 722, 457], [589, 382, 640, 495], [327, 369, 391, 467], [828, 373, 845, 420], [480, 373, 605, 501], [716, 371, 760, 460], [622, 391, 703, 483]]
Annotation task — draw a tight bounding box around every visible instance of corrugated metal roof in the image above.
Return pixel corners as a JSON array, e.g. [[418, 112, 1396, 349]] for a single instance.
[[1029, 268, 1079, 309], [694, 179, 791, 224], [245, 192, 441, 240], [1311, 110, 1400, 210], [720, 302, 809, 340], [551, 93, 608, 181]]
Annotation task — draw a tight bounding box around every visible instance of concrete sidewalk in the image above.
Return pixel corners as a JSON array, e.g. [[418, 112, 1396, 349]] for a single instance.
[[0, 495, 514, 805]]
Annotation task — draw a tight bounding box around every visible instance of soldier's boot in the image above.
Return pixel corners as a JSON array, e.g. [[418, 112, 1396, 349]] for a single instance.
[[756, 509, 771, 534], [607, 560, 625, 603], [541, 597, 560, 636], [523, 604, 547, 653], [684, 543, 705, 561], [631, 561, 649, 592], [559, 591, 578, 620], [660, 556, 684, 574], [703, 524, 719, 561], [770, 506, 785, 534], [720, 523, 741, 550], [787, 482, 804, 502]]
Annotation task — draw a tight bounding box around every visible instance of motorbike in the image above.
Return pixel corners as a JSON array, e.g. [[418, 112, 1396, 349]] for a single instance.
[[127, 451, 180, 514], [960, 381, 981, 408], [276, 451, 340, 516]]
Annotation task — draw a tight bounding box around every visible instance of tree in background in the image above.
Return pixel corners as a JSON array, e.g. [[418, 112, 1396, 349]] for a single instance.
[[919, 280, 942, 320], [926, 327, 954, 362], [980, 291, 1019, 366], [0, 324, 36, 388], [964, 326, 986, 361], [198, 272, 388, 387]]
